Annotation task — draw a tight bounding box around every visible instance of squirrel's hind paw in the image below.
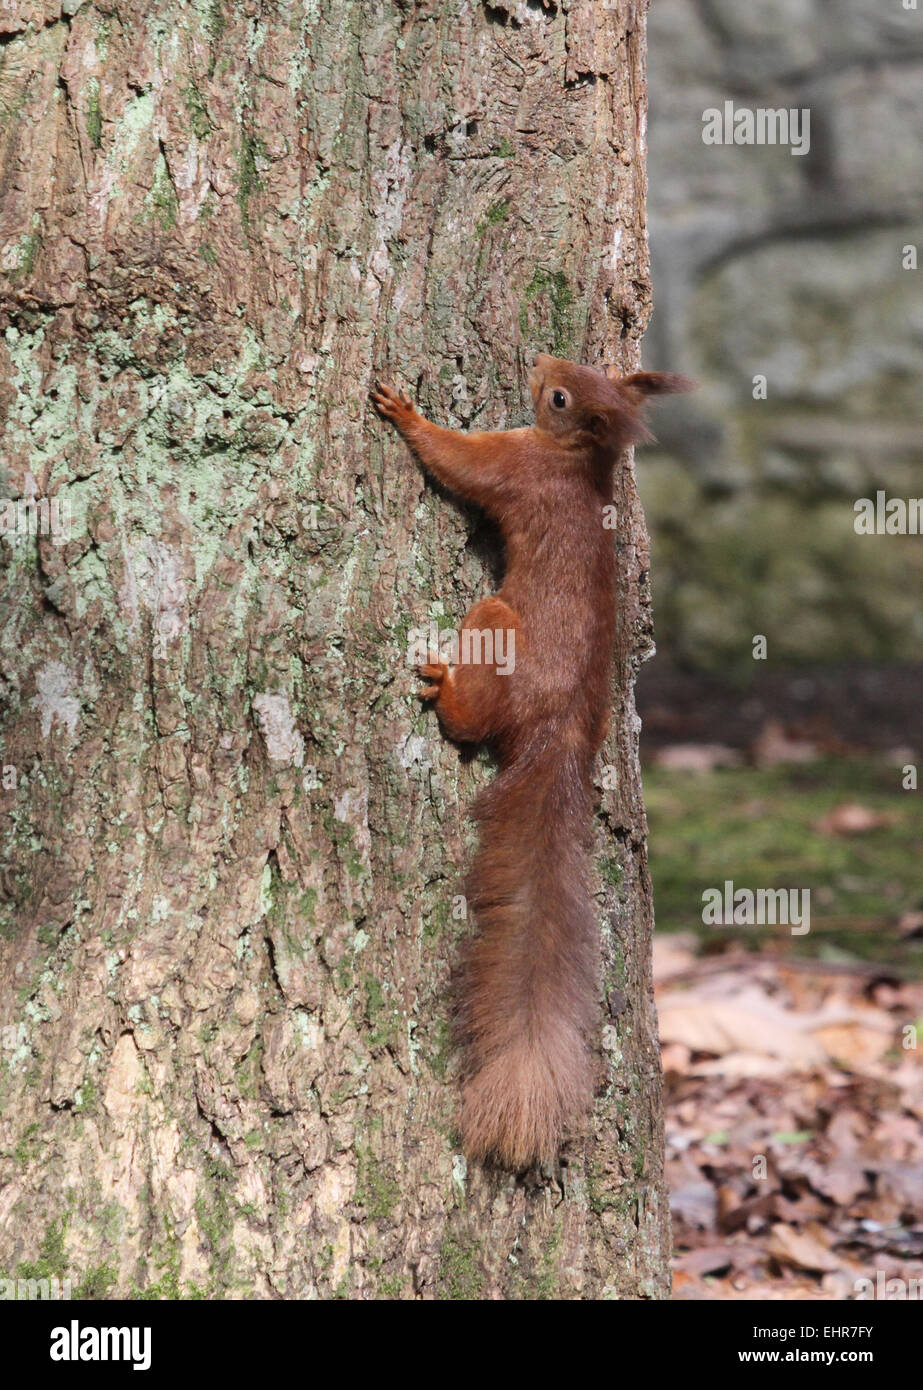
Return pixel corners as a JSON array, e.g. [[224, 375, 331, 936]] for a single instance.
[[416, 660, 448, 700]]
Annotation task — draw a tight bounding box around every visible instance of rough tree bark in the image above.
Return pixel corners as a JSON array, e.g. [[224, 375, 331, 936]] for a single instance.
[[0, 0, 668, 1299]]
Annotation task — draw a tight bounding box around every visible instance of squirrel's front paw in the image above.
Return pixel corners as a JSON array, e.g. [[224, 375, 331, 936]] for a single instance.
[[371, 382, 415, 427], [416, 661, 448, 701]]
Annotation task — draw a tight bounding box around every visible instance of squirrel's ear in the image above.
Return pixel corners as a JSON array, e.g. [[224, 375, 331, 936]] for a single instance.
[[606, 368, 696, 397]]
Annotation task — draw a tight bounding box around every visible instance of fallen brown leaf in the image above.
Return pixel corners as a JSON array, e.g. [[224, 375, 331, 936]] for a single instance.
[[658, 991, 826, 1064], [652, 743, 743, 772], [814, 802, 895, 835], [767, 1222, 843, 1273], [753, 719, 819, 767], [897, 911, 923, 939]]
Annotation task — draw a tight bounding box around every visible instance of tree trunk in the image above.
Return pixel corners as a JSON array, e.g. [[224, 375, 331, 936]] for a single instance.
[[0, 0, 668, 1299]]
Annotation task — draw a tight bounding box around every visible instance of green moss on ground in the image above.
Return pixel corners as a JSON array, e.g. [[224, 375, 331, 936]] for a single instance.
[[645, 755, 923, 968]]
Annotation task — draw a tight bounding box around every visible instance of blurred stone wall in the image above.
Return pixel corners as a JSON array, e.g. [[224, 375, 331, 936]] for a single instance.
[[642, 0, 923, 670]]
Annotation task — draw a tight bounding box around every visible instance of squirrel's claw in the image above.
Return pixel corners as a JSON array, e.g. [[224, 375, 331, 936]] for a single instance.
[[371, 382, 413, 420]]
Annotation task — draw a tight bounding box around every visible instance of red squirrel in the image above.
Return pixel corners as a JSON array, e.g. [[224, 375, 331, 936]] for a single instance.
[[372, 353, 692, 1169]]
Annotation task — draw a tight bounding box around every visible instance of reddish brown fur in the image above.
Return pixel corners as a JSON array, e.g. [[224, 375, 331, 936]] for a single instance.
[[372, 354, 692, 1168]]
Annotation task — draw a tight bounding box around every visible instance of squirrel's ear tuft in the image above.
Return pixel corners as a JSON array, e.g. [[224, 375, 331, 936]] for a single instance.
[[615, 370, 696, 397]]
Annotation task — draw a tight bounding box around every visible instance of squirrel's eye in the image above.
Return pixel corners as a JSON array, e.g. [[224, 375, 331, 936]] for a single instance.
[[551, 390, 567, 408]]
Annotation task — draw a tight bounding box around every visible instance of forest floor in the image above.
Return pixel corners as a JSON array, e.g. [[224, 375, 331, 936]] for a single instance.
[[639, 663, 923, 1300]]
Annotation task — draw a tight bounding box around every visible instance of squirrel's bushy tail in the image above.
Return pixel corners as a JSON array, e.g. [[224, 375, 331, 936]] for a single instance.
[[455, 740, 599, 1169]]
